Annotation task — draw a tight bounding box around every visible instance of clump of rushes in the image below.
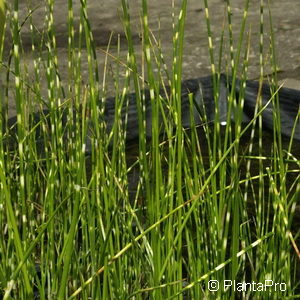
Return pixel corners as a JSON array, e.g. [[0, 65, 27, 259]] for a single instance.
[[0, 0, 299, 299]]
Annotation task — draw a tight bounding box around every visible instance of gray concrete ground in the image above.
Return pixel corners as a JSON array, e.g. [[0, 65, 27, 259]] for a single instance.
[[2, 0, 300, 117]]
